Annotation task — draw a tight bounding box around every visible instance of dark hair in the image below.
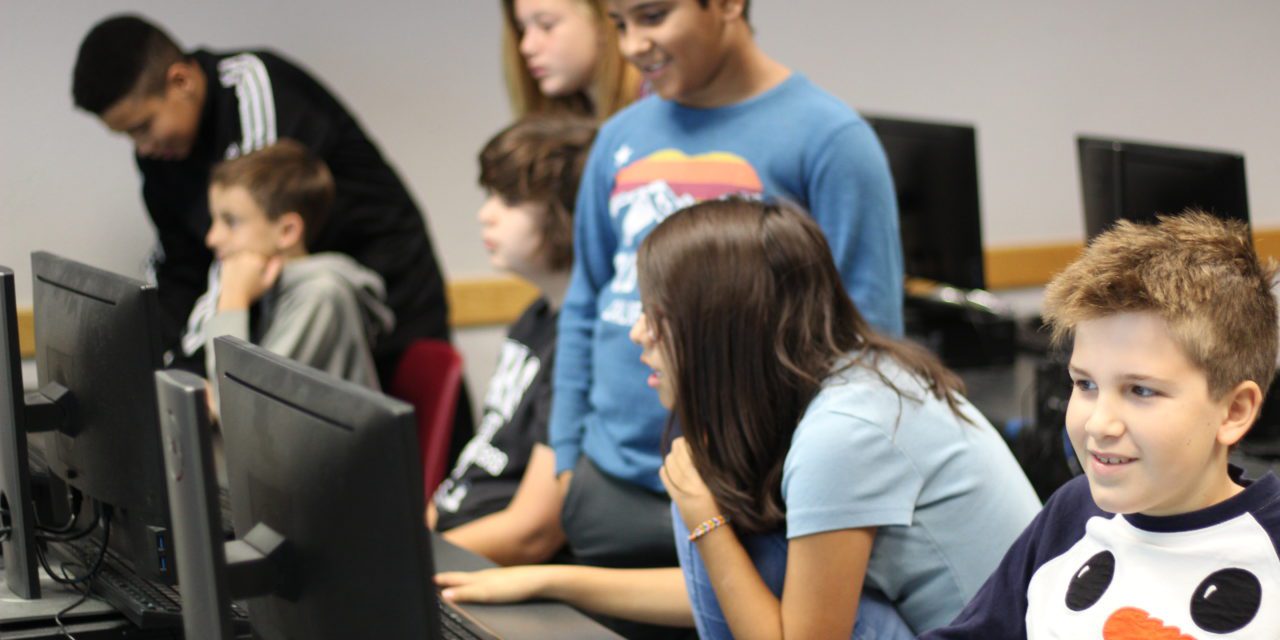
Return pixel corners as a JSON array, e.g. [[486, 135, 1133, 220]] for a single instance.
[[210, 140, 335, 247], [478, 115, 597, 271], [73, 15, 185, 115], [637, 198, 965, 534]]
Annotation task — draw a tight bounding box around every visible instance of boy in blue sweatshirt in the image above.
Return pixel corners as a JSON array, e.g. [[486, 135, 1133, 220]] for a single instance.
[[552, 0, 903, 569]]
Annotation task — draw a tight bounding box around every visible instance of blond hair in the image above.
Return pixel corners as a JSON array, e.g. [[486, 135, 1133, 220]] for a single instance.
[[500, 0, 642, 119], [1043, 210, 1278, 398]]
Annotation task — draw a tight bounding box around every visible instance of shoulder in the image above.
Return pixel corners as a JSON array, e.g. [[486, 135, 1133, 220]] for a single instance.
[[278, 256, 362, 303]]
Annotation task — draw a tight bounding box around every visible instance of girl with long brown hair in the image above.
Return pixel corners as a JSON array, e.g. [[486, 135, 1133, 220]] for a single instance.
[[439, 198, 1039, 638]]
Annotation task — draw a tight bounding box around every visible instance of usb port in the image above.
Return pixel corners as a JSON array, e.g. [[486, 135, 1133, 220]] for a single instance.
[[156, 533, 166, 552], [159, 557, 168, 572]]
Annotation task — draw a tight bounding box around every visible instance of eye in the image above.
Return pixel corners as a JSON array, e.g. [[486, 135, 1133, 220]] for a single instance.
[[1189, 568, 1261, 633], [1065, 551, 1114, 611], [637, 8, 668, 25], [1129, 385, 1157, 398], [1072, 378, 1097, 393]]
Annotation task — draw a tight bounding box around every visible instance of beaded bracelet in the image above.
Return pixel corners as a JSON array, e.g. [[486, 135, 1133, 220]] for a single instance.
[[688, 515, 731, 542]]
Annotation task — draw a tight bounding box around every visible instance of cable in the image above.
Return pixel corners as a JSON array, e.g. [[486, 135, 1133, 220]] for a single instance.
[[34, 490, 84, 536], [35, 504, 110, 587]]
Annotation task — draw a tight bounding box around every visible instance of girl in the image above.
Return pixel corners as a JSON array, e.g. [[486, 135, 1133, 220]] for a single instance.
[[501, 0, 642, 118], [439, 199, 1040, 638]]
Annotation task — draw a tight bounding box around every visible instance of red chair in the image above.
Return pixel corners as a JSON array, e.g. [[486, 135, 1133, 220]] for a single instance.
[[390, 339, 464, 497]]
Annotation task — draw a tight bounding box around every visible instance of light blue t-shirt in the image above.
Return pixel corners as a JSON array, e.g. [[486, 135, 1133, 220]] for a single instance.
[[678, 354, 1042, 635], [550, 74, 903, 492]]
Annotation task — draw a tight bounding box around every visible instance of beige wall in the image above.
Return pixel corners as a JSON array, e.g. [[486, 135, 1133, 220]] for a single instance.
[[5, 1, 1280, 409]]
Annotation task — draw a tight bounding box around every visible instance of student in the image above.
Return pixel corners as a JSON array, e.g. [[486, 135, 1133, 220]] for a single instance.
[[502, 0, 643, 118], [551, 0, 903, 570], [71, 15, 450, 388], [923, 211, 1280, 639], [428, 115, 597, 566], [202, 140, 390, 392], [438, 199, 1040, 638]]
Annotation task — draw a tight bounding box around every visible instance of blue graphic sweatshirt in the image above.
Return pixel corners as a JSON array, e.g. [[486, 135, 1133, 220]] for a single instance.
[[550, 74, 903, 491]]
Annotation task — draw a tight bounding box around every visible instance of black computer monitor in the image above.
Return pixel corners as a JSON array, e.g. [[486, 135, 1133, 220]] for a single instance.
[[1077, 136, 1249, 240], [1, 266, 41, 598], [865, 115, 985, 290], [162, 336, 440, 639], [31, 251, 175, 582]]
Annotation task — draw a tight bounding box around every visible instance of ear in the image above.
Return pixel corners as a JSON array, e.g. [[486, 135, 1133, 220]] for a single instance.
[[717, 0, 746, 21], [166, 60, 197, 94], [274, 212, 306, 252], [1217, 380, 1263, 447]]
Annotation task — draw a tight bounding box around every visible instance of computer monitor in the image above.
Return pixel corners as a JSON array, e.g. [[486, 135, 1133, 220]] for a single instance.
[[162, 336, 439, 639], [31, 251, 175, 582], [865, 114, 985, 290], [1077, 136, 1249, 240], [1, 266, 41, 598]]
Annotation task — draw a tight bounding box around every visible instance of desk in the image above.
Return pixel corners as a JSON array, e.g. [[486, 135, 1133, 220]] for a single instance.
[[1, 539, 620, 640], [432, 533, 623, 639]]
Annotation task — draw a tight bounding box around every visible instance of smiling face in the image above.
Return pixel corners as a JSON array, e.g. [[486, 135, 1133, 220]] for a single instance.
[[607, 0, 738, 106], [514, 0, 601, 98], [99, 62, 204, 161], [1066, 312, 1247, 517], [630, 311, 675, 408]]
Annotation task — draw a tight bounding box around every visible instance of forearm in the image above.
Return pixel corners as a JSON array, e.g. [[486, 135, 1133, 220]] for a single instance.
[[441, 509, 564, 567], [696, 527, 785, 639], [540, 566, 693, 627]]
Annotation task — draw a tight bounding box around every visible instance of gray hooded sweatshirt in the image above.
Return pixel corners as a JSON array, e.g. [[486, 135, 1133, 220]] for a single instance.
[[204, 253, 395, 391]]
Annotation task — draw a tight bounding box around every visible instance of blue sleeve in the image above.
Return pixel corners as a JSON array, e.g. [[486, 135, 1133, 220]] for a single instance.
[[920, 476, 1097, 639], [549, 134, 618, 475], [782, 411, 921, 538], [805, 120, 904, 337]]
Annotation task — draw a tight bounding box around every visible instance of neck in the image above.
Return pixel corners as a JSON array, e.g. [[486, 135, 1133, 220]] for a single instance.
[[522, 269, 570, 311], [680, 32, 790, 109], [279, 245, 308, 262]]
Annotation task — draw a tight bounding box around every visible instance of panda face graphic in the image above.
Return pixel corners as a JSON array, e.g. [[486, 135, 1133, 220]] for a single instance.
[[1026, 513, 1280, 639]]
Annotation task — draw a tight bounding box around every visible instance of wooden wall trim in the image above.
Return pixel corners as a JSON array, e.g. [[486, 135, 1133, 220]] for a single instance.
[[14, 227, 1280, 353]]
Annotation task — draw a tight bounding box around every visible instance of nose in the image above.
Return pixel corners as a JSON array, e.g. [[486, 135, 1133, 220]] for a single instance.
[[477, 197, 497, 225], [205, 223, 221, 250], [519, 26, 541, 57], [630, 314, 649, 347], [617, 26, 650, 61], [1082, 392, 1126, 441]]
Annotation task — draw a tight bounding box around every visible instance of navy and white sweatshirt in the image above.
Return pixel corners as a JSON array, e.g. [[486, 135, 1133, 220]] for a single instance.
[[922, 468, 1280, 639]]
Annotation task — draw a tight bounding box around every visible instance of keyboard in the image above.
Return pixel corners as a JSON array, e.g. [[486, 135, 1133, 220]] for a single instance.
[[438, 597, 499, 640], [53, 538, 249, 631]]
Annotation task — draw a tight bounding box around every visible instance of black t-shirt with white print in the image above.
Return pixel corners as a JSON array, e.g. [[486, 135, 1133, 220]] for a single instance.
[[434, 298, 557, 532]]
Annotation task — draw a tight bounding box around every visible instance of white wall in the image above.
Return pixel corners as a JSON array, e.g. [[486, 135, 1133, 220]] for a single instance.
[[5, 1, 1280, 405]]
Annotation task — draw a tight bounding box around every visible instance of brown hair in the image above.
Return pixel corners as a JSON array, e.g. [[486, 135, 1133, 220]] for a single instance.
[[1043, 210, 1279, 399], [637, 198, 967, 534], [478, 115, 597, 271], [209, 139, 335, 247], [500, 0, 642, 119]]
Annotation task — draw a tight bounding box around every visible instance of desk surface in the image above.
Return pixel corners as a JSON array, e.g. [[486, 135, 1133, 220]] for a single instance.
[[432, 533, 623, 639]]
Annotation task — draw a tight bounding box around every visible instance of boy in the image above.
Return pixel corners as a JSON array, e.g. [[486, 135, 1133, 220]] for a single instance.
[[203, 140, 392, 392], [923, 211, 1280, 639], [71, 15, 448, 387], [552, 0, 904, 567], [428, 115, 597, 566]]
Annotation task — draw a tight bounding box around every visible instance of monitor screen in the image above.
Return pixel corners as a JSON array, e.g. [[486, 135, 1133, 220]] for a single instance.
[[1077, 136, 1249, 240], [866, 115, 985, 290], [1, 266, 41, 598], [210, 336, 437, 639], [31, 251, 174, 582]]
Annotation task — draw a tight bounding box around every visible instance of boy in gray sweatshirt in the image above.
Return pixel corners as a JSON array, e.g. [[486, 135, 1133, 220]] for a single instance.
[[198, 139, 393, 392]]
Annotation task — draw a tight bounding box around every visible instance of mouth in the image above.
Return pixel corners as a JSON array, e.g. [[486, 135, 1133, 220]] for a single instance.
[[529, 65, 549, 79], [636, 59, 670, 79], [1090, 452, 1136, 466]]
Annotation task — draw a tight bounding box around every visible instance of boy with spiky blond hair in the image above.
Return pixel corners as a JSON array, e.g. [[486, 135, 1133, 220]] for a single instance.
[[925, 211, 1280, 639]]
